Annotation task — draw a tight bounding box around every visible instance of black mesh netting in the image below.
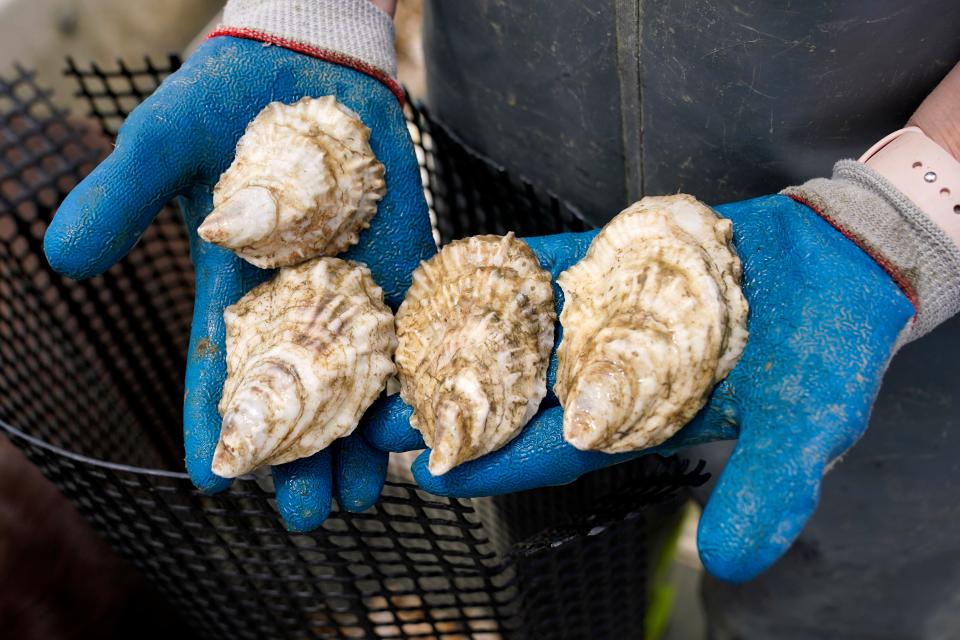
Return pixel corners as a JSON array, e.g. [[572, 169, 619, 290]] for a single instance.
[[0, 57, 708, 639]]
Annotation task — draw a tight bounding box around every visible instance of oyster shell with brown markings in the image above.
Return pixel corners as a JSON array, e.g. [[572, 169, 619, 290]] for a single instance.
[[555, 194, 749, 453], [199, 96, 385, 268], [395, 233, 555, 475], [212, 257, 396, 478]]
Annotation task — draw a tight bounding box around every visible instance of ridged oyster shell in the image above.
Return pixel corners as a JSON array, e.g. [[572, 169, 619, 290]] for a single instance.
[[212, 257, 396, 478], [395, 234, 555, 475], [199, 96, 386, 269], [555, 194, 749, 453]]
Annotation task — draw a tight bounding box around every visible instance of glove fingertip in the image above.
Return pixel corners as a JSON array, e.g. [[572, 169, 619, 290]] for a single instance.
[[410, 450, 494, 498], [697, 455, 824, 583], [335, 438, 388, 513], [360, 394, 425, 452], [696, 515, 765, 583], [696, 507, 806, 583], [410, 450, 453, 496], [183, 415, 232, 494], [281, 500, 332, 534], [338, 491, 381, 513], [273, 452, 333, 533], [188, 463, 233, 495], [42, 225, 85, 280]]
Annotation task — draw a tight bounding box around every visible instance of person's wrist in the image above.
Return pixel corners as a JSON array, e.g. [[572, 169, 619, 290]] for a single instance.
[[367, 0, 397, 18], [211, 0, 402, 103], [908, 62, 960, 162]]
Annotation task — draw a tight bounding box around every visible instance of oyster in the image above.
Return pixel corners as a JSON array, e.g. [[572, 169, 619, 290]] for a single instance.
[[198, 96, 386, 269], [211, 257, 396, 478], [395, 233, 555, 475], [555, 194, 749, 453]]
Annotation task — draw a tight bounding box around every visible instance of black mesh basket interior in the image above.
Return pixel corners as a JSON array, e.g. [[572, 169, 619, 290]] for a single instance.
[[0, 57, 707, 639]]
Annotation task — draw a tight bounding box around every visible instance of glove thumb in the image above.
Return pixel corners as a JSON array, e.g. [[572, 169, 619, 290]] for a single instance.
[[696, 408, 844, 583]]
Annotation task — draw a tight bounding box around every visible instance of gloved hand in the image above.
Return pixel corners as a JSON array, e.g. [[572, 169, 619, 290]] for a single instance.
[[363, 193, 914, 581], [43, 35, 436, 531]]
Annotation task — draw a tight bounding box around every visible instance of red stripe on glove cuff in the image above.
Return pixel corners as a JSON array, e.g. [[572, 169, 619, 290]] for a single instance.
[[787, 193, 920, 313], [207, 27, 405, 105]]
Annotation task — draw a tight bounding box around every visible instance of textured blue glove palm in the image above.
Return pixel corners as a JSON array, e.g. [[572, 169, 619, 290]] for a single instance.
[[43, 37, 436, 531], [364, 194, 914, 582]]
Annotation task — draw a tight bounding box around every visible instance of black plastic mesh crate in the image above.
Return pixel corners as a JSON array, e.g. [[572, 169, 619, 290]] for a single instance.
[[0, 57, 707, 639]]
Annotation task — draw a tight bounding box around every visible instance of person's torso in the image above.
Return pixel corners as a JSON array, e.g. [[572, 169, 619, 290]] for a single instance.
[[422, 4, 960, 638], [423, 0, 960, 224]]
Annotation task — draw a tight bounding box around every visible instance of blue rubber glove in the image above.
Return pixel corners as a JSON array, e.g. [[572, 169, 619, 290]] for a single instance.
[[363, 193, 914, 581], [43, 37, 436, 531]]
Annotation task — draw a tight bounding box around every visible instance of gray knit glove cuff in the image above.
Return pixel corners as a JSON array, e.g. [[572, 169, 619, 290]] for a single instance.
[[211, 0, 401, 101], [783, 160, 960, 343]]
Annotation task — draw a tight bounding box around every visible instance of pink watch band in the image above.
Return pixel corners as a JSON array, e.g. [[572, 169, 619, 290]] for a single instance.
[[859, 126, 960, 246]]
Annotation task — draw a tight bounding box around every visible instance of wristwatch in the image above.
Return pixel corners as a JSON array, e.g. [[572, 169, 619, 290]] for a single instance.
[[860, 126, 960, 245]]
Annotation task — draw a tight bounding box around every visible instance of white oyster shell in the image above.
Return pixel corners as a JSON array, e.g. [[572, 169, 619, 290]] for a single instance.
[[395, 233, 555, 475], [212, 257, 396, 478], [555, 194, 749, 453], [199, 96, 386, 269]]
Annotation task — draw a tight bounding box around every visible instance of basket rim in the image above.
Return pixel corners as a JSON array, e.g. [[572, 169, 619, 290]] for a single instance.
[[0, 416, 192, 479], [0, 417, 429, 491]]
